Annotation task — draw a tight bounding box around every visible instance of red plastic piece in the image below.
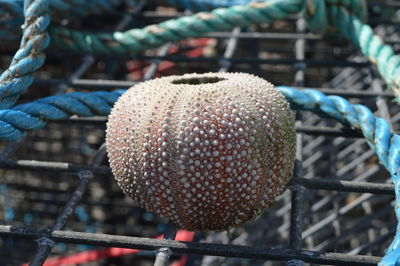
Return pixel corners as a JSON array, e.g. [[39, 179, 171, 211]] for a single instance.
[[22, 230, 195, 266]]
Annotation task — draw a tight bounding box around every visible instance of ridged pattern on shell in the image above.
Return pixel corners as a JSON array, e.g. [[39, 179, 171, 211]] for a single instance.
[[106, 73, 296, 231]]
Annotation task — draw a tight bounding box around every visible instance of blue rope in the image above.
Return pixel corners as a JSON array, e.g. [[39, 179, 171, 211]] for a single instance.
[[0, 91, 123, 141], [0, 0, 139, 109], [0, 0, 50, 109], [0, 0, 134, 42], [278, 87, 400, 266], [0, 0, 370, 109], [0, 86, 398, 263], [0, 0, 398, 264]]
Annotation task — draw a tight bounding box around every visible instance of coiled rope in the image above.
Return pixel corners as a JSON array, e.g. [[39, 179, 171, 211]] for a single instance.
[[1, 86, 399, 263], [46, 0, 400, 100], [1, 0, 400, 264], [50, 0, 367, 54], [3, 0, 399, 109], [0, 90, 123, 141], [0, 0, 137, 110], [279, 87, 400, 266], [0, 0, 50, 110], [0, 0, 133, 42]]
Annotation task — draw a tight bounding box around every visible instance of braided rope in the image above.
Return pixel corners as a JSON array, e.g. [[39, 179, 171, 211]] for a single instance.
[[0, 0, 133, 42], [0, 90, 123, 141], [47, 0, 367, 56], [278, 86, 400, 266], [49, 0, 304, 55], [0, 86, 391, 150], [7, 0, 398, 107], [0, 85, 399, 263], [0, 0, 50, 110], [45, 0, 400, 99], [327, 6, 400, 101], [166, 0, 367, 25], [304, 0, 367, 33], [0, 0, 399, 264], [0, 0, 377, 109], [2, 84, 400, 262], [162, 1, 400, 103]]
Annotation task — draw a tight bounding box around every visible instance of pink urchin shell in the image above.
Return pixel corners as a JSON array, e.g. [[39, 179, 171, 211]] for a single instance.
[[106, 72, 296, 231]]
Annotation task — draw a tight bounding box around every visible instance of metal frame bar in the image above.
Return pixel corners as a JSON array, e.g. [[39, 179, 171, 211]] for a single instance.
[[1, 2, 400, 265], [0, 225, 380, 265]]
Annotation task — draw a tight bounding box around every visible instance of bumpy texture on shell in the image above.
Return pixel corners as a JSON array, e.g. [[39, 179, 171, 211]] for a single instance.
[[106, 72, 296, 231]]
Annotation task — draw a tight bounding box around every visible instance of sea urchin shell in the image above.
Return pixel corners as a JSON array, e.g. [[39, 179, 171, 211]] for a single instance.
[[106, 72, 296, 231]]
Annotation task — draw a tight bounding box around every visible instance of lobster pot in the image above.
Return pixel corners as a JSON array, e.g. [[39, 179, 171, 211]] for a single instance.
[[0, 1, 399, 265]]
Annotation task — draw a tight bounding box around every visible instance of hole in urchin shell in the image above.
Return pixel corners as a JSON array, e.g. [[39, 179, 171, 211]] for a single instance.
[[171, 76, 226, 85]]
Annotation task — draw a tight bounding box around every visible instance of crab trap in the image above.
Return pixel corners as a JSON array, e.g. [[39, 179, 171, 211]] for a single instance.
[[0, 0, 400, 265]]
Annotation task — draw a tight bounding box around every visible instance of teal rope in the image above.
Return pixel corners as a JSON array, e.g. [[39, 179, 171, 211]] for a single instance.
[[327, 6, 400, 100], [0, 0, 135, 42], [49, 0, 368, 56], [0, 0, 50, 109], [1, 86, 400, 265], [46, 0, 400, 100], [45, 0, 400, 101], [1, 0, 400, 264], [49, 0, 303, 55], [304, 0, 367, 33]]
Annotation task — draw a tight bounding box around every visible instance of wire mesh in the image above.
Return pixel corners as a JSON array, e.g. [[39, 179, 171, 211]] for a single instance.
[[0, 1, 399, 266]]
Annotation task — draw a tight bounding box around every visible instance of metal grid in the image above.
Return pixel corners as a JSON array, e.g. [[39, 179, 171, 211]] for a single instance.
[[0, 1, 399, 265]]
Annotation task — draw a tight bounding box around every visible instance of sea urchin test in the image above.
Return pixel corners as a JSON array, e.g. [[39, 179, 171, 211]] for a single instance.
[[106, 73, 296, 231]]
